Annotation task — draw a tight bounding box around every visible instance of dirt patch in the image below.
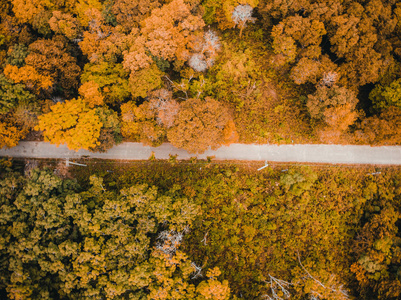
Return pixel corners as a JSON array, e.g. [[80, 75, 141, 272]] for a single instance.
[[22, 130, 43, 141]]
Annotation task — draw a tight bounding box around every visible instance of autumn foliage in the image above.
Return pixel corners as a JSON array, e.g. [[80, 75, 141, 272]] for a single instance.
[[4, 64, 53, 93], [167, 97, 235, 153], [2, 160, 399, 299], [0, 167, 231, 299], [0, 0, 400, 150], [36, 98, 102, 150], [0, 120, 25, 148], [2, 1, 401, 298]]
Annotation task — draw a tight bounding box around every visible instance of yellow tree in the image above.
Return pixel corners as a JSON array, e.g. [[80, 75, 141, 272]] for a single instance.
[[147, 247, 230, 299], [196, 267, 231, 300], [120, 101, 141, 140], [0, 170, 207, 299], [81, 61, 130, 104], [74, 0, 103, 27], [36, 98, 102, 151], [0, 74, 36, 114]]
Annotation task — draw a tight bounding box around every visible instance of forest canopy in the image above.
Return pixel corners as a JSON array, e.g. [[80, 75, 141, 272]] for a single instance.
[[0, 0, 401, 152], [0, 160, 400, 299]]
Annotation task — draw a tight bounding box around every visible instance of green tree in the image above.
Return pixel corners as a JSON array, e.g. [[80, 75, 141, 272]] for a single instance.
[[81, 62, 130, 104], [280, 166, 318, 196], [0, 168, 228, 300], [351, 181, 401, 300], [369, 78, 401, 110], [128, 63, 163, 99], [5, 43, 29, 67], [92, 106, 122, 152], [0, 74, 35, 114]]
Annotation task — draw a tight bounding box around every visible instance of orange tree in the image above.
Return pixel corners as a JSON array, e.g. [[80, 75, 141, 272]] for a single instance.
[[24, 37, 81, 97], [122, 0, 205, 99], [355, 106, 401, 145], [120, 100, 167, 147], [0, 119, 25, 148], [167, 97, 233, 154]]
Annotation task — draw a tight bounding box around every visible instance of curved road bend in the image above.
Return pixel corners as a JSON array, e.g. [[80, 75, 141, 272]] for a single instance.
[[1, 142, 401, 165]]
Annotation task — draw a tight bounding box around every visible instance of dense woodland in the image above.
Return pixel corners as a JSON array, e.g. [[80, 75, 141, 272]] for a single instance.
[[0, 159, 400, 299], [1, 2, 401, 299], [0, 0, 400, 152]]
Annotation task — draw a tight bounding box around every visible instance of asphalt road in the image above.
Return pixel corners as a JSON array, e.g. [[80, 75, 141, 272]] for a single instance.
[[1, 141, 401, 165]]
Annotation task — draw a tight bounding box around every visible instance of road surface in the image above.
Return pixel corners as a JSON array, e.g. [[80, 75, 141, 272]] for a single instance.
[[1, 141, 401, 165]]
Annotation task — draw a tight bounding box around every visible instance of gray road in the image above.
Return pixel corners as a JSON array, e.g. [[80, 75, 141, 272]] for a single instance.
[[1, 141, 401, 165]]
